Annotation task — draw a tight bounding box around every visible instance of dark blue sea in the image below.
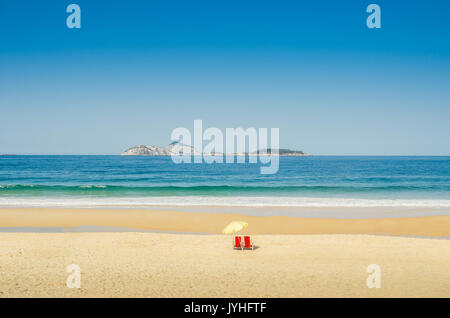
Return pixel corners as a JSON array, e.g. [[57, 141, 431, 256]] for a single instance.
[[0, 156, 449, 208]]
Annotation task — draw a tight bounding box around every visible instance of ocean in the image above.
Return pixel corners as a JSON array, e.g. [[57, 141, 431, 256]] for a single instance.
[[0, 155, 449, 208]]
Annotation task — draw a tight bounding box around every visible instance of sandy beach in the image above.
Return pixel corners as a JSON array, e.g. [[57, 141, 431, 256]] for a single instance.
[[0, 208, 449, 297], [0, 233, 449, 297]]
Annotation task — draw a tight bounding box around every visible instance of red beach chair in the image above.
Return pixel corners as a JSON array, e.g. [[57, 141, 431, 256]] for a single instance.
[[233, 236, 243, 250], [243, 236, 254, 250]]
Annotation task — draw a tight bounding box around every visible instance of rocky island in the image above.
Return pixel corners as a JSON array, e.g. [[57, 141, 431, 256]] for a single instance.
[[121, 143, 307, 156], [121, 142, 201, 156]]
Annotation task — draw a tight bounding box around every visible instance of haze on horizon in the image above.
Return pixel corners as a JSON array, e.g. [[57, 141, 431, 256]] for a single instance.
[[1, 1, 449, 156]]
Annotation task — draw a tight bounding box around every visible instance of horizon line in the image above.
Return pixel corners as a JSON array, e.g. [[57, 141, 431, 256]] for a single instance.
[[2, 154, 450, 157]]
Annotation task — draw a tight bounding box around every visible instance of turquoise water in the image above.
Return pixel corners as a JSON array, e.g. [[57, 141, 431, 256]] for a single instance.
[[0, 156, 449, 207]]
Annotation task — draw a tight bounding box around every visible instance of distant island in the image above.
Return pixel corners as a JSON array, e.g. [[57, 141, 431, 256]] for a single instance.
[[121, 143, 308, 156], [253, 149, 307, 156], [121, 143, 200, 156]]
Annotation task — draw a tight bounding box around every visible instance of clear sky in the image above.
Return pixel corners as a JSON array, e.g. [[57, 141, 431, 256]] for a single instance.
[[1, 0, 449, 155]]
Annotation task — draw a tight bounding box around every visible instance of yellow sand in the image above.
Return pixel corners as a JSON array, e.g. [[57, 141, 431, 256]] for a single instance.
[[0, 208, 449, 297], [0, 233, 449, 297]]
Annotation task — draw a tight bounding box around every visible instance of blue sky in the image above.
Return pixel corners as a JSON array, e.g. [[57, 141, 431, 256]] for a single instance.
[[0, 0, 449, 155]]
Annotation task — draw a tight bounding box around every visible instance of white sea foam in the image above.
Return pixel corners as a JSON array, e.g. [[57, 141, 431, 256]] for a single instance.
[[78, 185, 107, 189], [0, 196, 450, 208]]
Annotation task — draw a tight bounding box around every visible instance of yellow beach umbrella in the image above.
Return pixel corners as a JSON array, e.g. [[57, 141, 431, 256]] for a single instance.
[[222, 221, 248, 234]]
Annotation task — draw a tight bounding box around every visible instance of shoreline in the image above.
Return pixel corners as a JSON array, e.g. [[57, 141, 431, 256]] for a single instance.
[[1, 208, 450, 237], [1, 199, 450, 214]]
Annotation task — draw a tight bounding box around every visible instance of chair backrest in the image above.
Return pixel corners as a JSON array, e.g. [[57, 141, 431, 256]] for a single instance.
[[243, 236, 252, 247], [234, 236, 242, 247]]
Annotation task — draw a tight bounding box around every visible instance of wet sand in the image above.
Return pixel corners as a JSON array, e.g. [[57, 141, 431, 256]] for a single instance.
[[0, 208, 449, 236]]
